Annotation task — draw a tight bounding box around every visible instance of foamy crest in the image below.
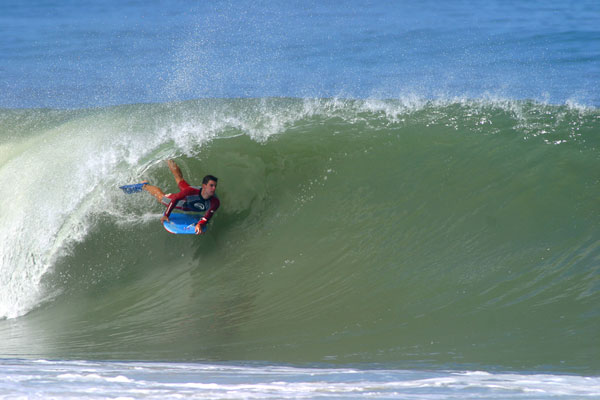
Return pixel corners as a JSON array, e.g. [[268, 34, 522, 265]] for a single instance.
[[0, 109, 190, 319], [1, 120, 108, 318]]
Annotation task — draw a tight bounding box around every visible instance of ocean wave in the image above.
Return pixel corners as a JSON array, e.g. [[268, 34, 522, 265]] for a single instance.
[[0, 97, 598, 371]]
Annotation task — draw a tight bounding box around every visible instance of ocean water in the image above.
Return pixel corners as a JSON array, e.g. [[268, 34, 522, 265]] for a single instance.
[[1, 0, 599, 399]]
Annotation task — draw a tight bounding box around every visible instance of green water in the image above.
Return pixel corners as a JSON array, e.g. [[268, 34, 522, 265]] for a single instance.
[[1, 98, 598, 373]]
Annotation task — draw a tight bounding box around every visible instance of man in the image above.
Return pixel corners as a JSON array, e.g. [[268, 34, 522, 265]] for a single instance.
[[143, 160, 220, 234]]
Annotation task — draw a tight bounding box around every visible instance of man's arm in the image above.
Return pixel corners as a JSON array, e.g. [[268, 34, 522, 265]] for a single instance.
[[195, 197, 220, 234]]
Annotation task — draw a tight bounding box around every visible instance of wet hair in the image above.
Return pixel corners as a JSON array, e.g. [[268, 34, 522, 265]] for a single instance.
[[202, 175, 218, 185]]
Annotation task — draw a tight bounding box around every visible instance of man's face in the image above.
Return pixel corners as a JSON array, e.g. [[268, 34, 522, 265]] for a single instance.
[[202, 180, 217, 197]]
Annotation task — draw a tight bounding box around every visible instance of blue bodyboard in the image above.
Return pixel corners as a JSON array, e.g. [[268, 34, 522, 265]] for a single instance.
[[162, 213, 203, 235]]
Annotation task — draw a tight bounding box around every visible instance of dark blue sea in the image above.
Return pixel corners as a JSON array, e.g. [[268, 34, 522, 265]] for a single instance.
[[1, 0, 599, 398], [2, 0, 599, 108]]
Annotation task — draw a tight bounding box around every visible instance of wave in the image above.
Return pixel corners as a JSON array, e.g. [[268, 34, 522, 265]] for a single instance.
[[0, 97, 598, 371]]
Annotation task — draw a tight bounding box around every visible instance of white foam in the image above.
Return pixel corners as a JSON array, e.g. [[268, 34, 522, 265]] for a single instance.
[[0, 112, 168, 319], [2, 359, 599, 399]]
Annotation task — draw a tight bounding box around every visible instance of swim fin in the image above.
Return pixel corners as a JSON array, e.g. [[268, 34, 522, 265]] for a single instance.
[[119, 182, 148, 194]]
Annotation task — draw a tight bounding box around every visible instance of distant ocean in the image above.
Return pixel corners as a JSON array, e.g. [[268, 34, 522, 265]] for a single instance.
[[1, 1, 599, 399]]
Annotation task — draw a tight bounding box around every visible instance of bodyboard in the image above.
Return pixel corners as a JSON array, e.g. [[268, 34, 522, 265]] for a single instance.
[[162, 213, 202, 235]]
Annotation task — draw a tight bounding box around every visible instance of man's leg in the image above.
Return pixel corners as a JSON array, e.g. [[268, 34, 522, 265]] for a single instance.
[[142, 160, 182, 202], [167, 160, 184, 184], [143, 183, 166, 202]]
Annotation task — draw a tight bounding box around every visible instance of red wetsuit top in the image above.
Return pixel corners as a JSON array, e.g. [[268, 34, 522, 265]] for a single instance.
[[163, 179, 220, 227]]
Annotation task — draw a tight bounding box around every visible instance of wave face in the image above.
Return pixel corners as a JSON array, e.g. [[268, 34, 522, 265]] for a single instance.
[[1, 98, 599, 372]]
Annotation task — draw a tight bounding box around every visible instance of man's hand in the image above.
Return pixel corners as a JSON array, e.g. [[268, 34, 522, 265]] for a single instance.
[[160, 215, 169, 224], [195, 221, 204, 235]]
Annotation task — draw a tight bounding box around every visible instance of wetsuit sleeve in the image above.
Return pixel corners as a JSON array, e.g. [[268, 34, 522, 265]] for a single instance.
[[198, 197, 220, 226]]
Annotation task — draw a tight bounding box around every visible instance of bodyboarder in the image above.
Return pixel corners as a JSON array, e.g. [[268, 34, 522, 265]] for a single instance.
[[143, 160, 219, 235]]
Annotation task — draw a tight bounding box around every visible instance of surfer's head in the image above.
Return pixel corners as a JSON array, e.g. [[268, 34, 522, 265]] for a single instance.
[[201, 175, 218, 198], [202, 175, 218, 185]]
